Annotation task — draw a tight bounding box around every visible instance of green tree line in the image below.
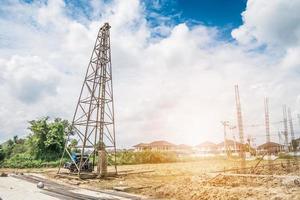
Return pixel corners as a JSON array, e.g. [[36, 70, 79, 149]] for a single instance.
[[0, 116, 179, 168], [0, 117, 70, 168]]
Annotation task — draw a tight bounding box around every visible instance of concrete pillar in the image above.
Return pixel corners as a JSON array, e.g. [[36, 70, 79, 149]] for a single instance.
[[97, 150, 107, 177]]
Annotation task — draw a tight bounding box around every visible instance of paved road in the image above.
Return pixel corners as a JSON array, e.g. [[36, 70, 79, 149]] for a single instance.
[[0, 176, 57, 200], [0, 174, 145, 200]]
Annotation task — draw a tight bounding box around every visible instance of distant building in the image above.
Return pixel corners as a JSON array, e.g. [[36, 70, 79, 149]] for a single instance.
[[175, 144, 193, 155], [216, 139, 243, 154], [176, 144, 192, 150], [132, 143, 150, 151], [133, 140, 176, 151], [257, 142, 284, 154], [148, 140, 176, 151], [196, 141, 217, 155]]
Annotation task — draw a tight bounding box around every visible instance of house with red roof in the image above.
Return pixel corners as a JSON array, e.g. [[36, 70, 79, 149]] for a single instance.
[[257, 142, 284, 154], [133, 140, 176, 151], [216, 139, 244, 153], [196, 141, 217, 154]]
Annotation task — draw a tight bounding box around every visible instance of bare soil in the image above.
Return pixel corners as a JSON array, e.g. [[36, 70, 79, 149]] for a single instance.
[[1, 158, 300, 200]]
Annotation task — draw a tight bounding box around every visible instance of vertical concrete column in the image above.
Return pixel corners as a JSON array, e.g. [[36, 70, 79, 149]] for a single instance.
[[97, 150, 107, 177]]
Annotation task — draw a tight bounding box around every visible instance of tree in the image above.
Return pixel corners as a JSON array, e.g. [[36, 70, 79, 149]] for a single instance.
[[69, 139, 79, 152], [44, 118, 68, 160], [3, 139, 15, 158], [27, 117, 70, 161], [12, 142, 28, 155], [27, 117, 49, 159], [0, 145, 5, 162]]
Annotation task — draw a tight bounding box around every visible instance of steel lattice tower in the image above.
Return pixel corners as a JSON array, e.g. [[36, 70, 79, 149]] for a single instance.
[[58, 23, 117, 177], [282, 105, 292, 170], [234, 85, 246, 171], [278, 130, 282, 146], [288, 108, 297, 166], [288, 108, 295, 149], [229, 125, 237, 153], [282, 105, 289, 152], [264, 97, 272, 171], [221, 121, 231, 158]]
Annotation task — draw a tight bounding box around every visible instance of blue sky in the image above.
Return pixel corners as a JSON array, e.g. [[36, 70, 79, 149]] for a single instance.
[[20, 0, 247, 38], [147, 0, 247, 39], [106, 0, 243, 37], [0, 0, 300, 147], [146, 0, 247, 27]]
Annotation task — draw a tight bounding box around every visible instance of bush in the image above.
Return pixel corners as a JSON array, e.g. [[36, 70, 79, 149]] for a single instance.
[[114, 150, 178, 165], [278, 152, 294, 159], [1, 153, 43, 168], [41, 159, 67, 168], [0, 150, 179, 168], [0, 153, 66, 168]]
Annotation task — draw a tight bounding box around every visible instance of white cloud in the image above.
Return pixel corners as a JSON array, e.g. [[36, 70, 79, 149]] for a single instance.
[[0, 0, 300, 148], [232, 0, 300, 49], [1, 55, 60, 103]]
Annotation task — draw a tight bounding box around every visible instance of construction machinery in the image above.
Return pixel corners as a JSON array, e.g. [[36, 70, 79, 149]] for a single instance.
[[58, 22, 117, 178], [64, 153, 93, 173]]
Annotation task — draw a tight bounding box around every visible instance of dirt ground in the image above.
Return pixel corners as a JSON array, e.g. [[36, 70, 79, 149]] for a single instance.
[[1, 158, 300, 200]]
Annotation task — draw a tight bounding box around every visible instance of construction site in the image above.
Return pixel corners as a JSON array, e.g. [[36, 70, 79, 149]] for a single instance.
[[0, 21, 299, 200]]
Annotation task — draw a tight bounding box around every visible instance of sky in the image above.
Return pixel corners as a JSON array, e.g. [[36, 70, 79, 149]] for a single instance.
[[0, 0, 300, 148], [146, 0, 247, 26]]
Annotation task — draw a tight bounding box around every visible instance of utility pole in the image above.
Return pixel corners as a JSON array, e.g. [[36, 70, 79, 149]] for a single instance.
[[288, 108, 295, 151], [288, 108, 298, 165], [234, 85, 246, 172], [221, 121, 230, 158], [278, 130, 284, 152], [264, 97, 272, 171], [283, 105, 289, 152], [229, 125, 237, 154], [283, 105, 291, 171], [247, 135, 251, 154], [278, 130, 282, 145], [251, 137, 256, 152], [58, 23, 117, 178]]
